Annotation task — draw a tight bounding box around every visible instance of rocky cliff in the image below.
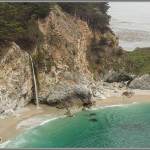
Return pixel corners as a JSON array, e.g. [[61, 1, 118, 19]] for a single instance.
[[0, 5, 109, 118], [36, 5, 94, 104], [129, 74, 150, 90], [1, 5, 149, 118], [0, 43, 33, 117]]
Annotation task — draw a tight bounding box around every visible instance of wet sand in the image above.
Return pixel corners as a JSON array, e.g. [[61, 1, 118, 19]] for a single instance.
[[0, 104, 67, 144], [0, 89, 150, 144]]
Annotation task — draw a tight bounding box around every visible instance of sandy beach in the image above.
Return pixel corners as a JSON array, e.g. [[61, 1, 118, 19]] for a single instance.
[[0, 89, 150, 145], [0, 104, 67, 144], [95, 89, 150, 107]]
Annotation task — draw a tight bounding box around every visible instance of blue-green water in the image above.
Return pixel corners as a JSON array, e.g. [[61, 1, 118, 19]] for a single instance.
[[3, 103, 150, 148]]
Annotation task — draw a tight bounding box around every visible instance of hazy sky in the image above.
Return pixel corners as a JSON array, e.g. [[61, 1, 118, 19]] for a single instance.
[[108, 2, 150, 31]]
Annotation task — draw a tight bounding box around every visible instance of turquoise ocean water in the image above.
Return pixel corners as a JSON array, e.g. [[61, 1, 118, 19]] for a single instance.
[[2, 103, 150, 148]]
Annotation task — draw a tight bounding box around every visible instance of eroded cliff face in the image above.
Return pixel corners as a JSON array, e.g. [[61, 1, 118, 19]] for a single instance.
[[0, 5, 106, 117], [0, 43, 32, 117], [36, 5, 95, 105]]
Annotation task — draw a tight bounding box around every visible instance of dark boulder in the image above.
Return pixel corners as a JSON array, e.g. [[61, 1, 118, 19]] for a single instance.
[[104, 71, 133, 83], [89, 118, 98, 122]]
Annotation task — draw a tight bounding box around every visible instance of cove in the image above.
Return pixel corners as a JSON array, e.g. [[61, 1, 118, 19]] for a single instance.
[[4, 103, 150, 148]]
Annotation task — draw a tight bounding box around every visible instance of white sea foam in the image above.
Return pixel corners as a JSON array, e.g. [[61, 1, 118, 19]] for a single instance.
[[40, 115, 65, 126], [16, 117, 44, 129], [0, 140, 11, 148], [100, 104, 125, 109], [4, 134, 28, 148], [1, 115, 66, 148], [3, 116, 64, 148], [91, 102, 138, 111], [39, 117, 58, 126], [90, 107, 99, 111], [16, 114, 66, 130]]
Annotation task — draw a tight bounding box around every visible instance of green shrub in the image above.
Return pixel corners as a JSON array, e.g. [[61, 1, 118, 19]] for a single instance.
[[58, 2, 111, 32], [90, 35, 107, 53], [87, 56, 95, 73], [109, 38, 116, 47], [99, 36, 108, 45], [124, 47, 150, 75], [0, 3, 50, 47], [116, 47, 123, 56], [33, 47, 45, 70], [112, 47, 123, 56]]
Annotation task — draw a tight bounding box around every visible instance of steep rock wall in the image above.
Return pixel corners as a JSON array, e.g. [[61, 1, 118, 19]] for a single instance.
[[0, 43, 32, 117], [35, 5, 95, 104], [0, 5, 102, 117]]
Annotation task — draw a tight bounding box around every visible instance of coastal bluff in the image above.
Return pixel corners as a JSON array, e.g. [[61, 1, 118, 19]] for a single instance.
[[0, 4, 149, 119], [0, 5, 104, 118]]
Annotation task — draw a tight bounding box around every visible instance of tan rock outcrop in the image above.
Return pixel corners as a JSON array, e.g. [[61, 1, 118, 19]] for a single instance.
[[0, 42, 32, 118], [0, 5, 108, 117]]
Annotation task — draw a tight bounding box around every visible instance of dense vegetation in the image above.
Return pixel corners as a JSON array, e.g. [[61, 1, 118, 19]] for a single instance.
[[0, 2, 111, 47], [0, 3, 50, 48], [86, 32, 123, 80], [57, 3, 123, 79], [59, 2, 111, 33], [110, 47, 150, 76], [124, 48, 150, 76], [1, 3, 149, 78]]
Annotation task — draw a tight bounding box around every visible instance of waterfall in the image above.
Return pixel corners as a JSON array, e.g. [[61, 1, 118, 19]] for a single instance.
[[29, 54, 40, 109]]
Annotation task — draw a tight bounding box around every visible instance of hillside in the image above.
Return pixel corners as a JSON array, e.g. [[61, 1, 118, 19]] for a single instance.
[[1, 3, 148, 118], [0, 3, 120, 117], [124, 47, 150, 76]]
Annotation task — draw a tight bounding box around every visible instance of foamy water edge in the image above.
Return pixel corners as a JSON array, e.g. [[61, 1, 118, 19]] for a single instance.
[[0, 102, 139, 148], [0, 115, 66, 148], [91, 102, 138, 111]]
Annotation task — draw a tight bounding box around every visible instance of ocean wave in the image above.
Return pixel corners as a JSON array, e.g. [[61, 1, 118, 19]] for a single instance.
[[0, 140, 11, 148], [16, 114, 66, 130], [40, 115, 65, 126], [1, 115, 66, 148], [16, 117, 44, 129], [91, 102, 138, 111]]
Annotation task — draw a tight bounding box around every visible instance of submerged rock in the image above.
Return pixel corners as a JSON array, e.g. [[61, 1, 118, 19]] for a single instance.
[[89, 113, 97, 116], [120, 124, 143, 130], [84, 113, 97, 117], [89, 118, 98, 122]]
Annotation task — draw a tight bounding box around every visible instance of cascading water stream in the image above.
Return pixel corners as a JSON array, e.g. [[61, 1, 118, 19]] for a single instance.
[[29, 54, 40, 109]]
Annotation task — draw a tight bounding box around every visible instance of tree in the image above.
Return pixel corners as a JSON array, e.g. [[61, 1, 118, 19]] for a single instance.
[[58, 2, 111, 32], [0, 3, 50, 45]]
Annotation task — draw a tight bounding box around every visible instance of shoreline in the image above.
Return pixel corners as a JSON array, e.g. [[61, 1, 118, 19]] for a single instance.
[[0, 89, 150, 145]]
